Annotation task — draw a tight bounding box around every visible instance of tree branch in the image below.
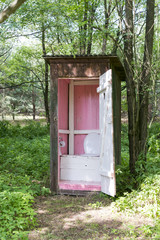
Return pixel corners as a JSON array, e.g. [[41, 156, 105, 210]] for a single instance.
[[0, 47, 12, 57], [0, 0, 27, 23], [5, 31, 42, 39], [0, 80, 41, 90], [20, 65, 45, 93]]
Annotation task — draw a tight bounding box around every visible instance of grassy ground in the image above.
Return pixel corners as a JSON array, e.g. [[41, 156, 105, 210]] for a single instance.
[[28, 195, 154, 240], [0, 120, 160, 239]]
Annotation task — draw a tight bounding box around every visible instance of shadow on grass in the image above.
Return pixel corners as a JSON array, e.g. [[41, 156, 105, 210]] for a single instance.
[[28, 194, 146, 240]]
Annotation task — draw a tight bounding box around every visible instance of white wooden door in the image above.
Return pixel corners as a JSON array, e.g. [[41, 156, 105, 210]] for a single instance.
[[97, 70, 116, 197]]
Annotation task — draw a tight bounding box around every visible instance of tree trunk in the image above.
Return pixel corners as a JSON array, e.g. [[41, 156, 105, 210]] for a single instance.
[[102, 0, 111, 53], [139, 0, 155, 158], [87, 3, 96, 55], [0, 0, 27, 23], [44, 61, 50, 123], [42, 24, 50, 123], [81, 0, 88, 55], [124, 0, 138, 173]]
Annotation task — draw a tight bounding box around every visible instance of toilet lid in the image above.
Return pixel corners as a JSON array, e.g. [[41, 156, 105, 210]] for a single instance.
[[84, 133, 101, 155]]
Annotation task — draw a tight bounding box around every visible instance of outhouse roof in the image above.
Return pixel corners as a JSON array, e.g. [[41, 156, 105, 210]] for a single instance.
[[43, 55, 126, 81]]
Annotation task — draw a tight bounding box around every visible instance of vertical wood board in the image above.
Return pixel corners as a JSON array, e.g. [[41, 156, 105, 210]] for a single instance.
[[112, 66, 121, 165], [50, 66, 59, 192], [97, 70, 116, 197]]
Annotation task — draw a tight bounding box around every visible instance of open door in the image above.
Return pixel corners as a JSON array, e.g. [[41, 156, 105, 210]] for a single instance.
[[97, 70, 116, 197]]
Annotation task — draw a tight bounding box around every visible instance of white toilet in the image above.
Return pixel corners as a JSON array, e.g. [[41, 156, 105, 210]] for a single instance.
[[83, 133, 101, 156]]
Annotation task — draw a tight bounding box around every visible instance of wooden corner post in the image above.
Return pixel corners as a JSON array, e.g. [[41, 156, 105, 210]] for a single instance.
[[50, 64, 58, 193]]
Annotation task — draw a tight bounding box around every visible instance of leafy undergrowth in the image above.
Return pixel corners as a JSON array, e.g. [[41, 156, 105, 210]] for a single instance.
[[0, 121, 50, 239], [114, 123, 160, 239]]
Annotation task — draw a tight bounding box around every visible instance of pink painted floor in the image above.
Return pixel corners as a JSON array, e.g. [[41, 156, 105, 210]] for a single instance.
[[59, 180, 101, 191]]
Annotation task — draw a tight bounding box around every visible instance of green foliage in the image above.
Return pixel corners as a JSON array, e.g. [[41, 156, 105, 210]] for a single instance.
[[88, 201, 103, 209], [114, 172, 160, 217], [0, 121, 50, 239], [0, 171, 46, 196], [0, 121, 50, 181], [121, 83, 128, 113], [115, 124, 134, 195], [0, 191, 36, 240], [114, 122, 160, 238], [0, 120, 11, 137]]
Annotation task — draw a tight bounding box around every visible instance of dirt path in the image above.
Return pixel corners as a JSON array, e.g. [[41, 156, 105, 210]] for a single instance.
[[28, 194, 153, 240]]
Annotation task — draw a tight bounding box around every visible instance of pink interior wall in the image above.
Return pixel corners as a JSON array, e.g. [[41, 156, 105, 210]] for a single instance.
[[58, 82, 99, 155], [74, 85, 99, 155], [58, 79, 69, 155]]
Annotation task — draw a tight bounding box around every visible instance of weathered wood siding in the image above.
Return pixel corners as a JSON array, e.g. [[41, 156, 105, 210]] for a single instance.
[[112, 65, 121, 165], [50, 65, 58, 193], [49, 57, 110, 78]]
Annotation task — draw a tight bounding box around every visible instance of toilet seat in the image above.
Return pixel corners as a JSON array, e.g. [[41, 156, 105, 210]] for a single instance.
[[83, 133, 100, 156]]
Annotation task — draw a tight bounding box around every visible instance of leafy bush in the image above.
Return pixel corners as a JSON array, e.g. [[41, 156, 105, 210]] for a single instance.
[[0, 137, 50, 181], [0, 121, 50, 183], [114, 173, 160, 217], [0, 120, 50, 239], [0, 191, 36, 240], [19, 121, 49, 139], [0, 171, 46, 196], [0, 120, 11, 137], [0, 120, 49, 139]]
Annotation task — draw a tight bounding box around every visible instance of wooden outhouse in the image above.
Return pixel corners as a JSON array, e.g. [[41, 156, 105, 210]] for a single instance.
[[44, 55, 125, 196]]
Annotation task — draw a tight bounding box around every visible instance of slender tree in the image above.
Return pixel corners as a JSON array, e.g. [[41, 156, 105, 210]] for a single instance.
[[139, 0, 155, 158], [42, 23, 50, 123], [124, 0, 138, 173]]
